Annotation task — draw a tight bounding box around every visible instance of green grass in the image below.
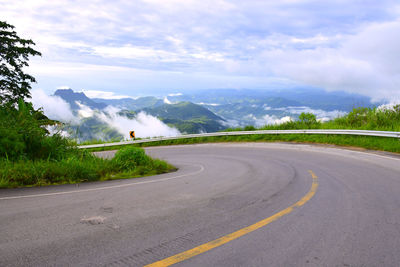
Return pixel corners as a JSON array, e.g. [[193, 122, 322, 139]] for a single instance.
[[0, 147, 176, 188], [221, 106, 400, 133], [83, 106, 400, 155], [77, 137, 145, 146], [84, 134, 400, 154], [259, 106, 400, 132], [7, 105, 397, 189], [0, 102, 176, 189], [78, 138, 123, 145]]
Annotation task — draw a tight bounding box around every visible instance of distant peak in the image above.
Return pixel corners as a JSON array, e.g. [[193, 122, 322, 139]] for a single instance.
[[55, 88, 73, 93], [53, 88, 106, 110]]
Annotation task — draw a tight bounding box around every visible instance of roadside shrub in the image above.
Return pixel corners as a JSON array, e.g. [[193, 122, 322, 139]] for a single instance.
[[298, 112, 319, 128], [151, 159, 171, 174], [112, 147, 151, 171], [36, 134, 78, 161], [244, 125, 256, 131], [344, 107, 370, 127], [0, 101, 77, 161], [0, 126, 25, 160]]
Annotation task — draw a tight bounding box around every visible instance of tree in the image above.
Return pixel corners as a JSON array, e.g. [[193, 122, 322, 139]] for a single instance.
[[0, 21, 67, 161], [298, 112, 318, 128], [0, 21, 41, 106]]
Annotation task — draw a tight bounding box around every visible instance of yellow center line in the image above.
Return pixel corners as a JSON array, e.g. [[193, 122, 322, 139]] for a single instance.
[[145, 170, 319, 267]]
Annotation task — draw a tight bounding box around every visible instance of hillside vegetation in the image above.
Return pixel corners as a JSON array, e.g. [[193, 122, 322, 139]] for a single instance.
[[86, 106, 400, 154], [251, 105, 400, 132], [142, 101, 226, 133], [167, 88, 375, 126], [0, 101, 175, 188], [54, 89, 227, 139], [0, 21, 175, 188]]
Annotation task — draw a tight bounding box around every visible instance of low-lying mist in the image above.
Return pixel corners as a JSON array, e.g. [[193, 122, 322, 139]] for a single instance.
[[31, 89, 180, 141]]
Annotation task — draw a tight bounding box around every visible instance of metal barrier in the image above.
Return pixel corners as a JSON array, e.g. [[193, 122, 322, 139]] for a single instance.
[[79, 129, 400, 149]]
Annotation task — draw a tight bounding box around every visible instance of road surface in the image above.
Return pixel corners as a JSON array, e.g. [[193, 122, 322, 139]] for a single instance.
[[1, 143, 400, 266]]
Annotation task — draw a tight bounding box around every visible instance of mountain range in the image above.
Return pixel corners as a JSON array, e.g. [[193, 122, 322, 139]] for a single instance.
[[54, 89, 107, 110], [53, 89, 226, 140], [141, 101, 225, 133], [52, 87, 377, 142]]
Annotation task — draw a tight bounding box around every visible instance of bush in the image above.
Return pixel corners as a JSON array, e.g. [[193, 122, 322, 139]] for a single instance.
[[112, 147, 151, 171], [325, 105, 400, 131], [344, 107, 370, 127], [244, 125, 256, 131], [298, 112, 319, 128], [150, 159, 171, 174], [0, 101, 76, 161]]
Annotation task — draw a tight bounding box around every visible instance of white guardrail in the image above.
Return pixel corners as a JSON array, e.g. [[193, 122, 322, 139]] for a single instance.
[[78, 129, 400, 149]]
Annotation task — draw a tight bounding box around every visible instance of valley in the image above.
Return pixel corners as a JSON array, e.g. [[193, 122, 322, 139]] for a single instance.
[[50, 88, 376, 143]]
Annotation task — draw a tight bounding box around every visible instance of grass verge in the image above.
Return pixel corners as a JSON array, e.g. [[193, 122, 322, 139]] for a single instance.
[[84, 134, 400, 154], [0, 147, 176, 188]]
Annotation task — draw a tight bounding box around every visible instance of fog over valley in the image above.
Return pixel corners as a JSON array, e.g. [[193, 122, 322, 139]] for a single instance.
[[31, 89, 181, 141], [4, 0, 398, 142], [29, 87, 378, 142]]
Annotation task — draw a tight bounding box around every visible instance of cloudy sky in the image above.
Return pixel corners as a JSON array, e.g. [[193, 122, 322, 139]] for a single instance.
[[1, 0, 400, 100]]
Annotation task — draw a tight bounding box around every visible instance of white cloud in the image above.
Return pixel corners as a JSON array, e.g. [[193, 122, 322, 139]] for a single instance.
[[260, 20, 400, 101], [56, 86, 71, 90], [30, 88, 77, 123], [240, 106, 345, 127], [28, 61, 184, 77], [255, 115, 292, 127], [3, 0, 400, 100], [30, 89, 180, 140], [263, 105, 271, 110], [73, 104, 181, 138], [76, 102, 95, 118], [80, 90, 136, 99], [220, 119, 241, 128], [280, 106, 346, 119], [163, 96, 172, 104], [47, 126, 70, 138], [377, 101, 400, 111], [291, 34, 330, 44], [99, 106, 180, 138], [92, 45, 178, 61], [197, 102, 220, 106], [168, 93, 183, 96]]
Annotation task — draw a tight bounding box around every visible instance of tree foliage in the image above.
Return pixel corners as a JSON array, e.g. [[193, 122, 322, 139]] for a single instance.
[[0, 20, 41, 106], [0, 21, 71, 161], [298, 112, 318, 127], [0, 100, 71, 161]]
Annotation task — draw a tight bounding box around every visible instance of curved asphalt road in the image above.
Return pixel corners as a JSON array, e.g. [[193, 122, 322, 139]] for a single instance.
[[1, 143, 400, 266]]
